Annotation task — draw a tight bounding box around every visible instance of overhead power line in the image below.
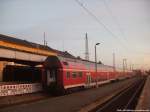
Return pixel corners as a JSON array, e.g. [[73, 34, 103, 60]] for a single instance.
[[102, 0, 128, 43], [74, 0, 129, 51], [100, 0, 147, 56]]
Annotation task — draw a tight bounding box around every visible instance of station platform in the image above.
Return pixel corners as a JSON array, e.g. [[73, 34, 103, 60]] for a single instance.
[[0, 77, 140, 112], [136, 75, 150, 110]]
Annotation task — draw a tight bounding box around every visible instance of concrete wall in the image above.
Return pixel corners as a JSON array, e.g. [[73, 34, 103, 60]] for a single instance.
[[0, 61, 10, 81], [0, 71, 2, 81], [0, 62, 4, 81]]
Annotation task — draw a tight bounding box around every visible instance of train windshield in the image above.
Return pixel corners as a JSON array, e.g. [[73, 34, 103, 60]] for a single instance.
[[47, 69, 57, 86]]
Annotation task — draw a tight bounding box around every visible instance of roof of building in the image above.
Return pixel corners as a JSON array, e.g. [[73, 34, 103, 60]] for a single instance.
[[0, 34, 54, 51], [0, 34, 76, 58], [0, 34, 103, 65]]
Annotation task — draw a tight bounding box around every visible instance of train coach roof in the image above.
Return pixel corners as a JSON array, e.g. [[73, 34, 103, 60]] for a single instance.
[[57, 55, 114, 71]]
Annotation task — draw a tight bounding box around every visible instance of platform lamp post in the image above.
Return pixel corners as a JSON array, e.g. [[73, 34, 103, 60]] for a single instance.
[[95, 43, 100, 88]]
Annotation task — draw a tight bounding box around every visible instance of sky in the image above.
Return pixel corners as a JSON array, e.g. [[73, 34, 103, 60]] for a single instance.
[[0, 0, 150, 70]]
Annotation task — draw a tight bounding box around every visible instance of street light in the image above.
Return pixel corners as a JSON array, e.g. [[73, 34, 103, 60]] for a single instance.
[[95, 43, 100, 88]]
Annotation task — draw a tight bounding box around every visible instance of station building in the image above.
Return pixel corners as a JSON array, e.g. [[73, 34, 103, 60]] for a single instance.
[[0, 34, 75, 82]]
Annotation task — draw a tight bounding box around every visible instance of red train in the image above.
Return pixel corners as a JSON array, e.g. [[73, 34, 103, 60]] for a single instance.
[[43, 55, 133, 94]]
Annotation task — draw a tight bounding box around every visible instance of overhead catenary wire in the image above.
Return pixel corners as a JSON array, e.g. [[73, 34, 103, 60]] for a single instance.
[[74, 0, 150, 70], [102, 0, 128, 43], [101, 0, 149, 56], [74, 0, 130, 51]]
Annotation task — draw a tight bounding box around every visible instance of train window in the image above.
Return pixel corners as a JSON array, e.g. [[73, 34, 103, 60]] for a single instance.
[[63, 62, 68, 65], [78, 72, 82, 77], [50, 70, 55, 78], [72, 72, 77, 78], [66, 72, 70, 79]]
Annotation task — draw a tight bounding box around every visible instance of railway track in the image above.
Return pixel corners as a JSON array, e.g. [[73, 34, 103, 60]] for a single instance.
[[91, 76, 146, 112]]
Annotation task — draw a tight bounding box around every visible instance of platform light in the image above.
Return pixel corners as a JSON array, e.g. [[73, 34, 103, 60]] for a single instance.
[[95, 43, 100, 88]]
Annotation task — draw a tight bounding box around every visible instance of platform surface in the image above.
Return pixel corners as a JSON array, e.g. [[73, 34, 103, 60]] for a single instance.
[[0, 77, 139, 112], [136, 75, 150, 110]]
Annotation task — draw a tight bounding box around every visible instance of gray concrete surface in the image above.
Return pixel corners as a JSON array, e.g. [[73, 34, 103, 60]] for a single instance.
[[1, 77, 140, 112], [136, 76, 150, 111]]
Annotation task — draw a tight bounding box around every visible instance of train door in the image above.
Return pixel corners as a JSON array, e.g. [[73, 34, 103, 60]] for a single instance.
[[46, 69, 56, 86], [86, 72, 91, 88], [107, 72, 109, 80]]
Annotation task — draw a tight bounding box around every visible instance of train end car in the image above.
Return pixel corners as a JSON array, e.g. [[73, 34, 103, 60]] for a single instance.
[[44, 56, 87, 94], [43, 55, 135, 95]]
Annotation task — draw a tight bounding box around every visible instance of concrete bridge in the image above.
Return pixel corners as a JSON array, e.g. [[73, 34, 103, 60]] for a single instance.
[[0, 34, 56, 65]]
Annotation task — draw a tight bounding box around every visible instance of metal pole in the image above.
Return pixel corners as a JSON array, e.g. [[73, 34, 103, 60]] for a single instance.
[[44, 32, 46, 46], [95, 45, 97, 88], [85, 33, 89, 61], [125, 59, 127, 73], [113, 52, 116, 78], [123, 58, 127, 76], [113, 53, 116, 72], [123, 59, 125, 74], [95, 43, 100, 88]]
